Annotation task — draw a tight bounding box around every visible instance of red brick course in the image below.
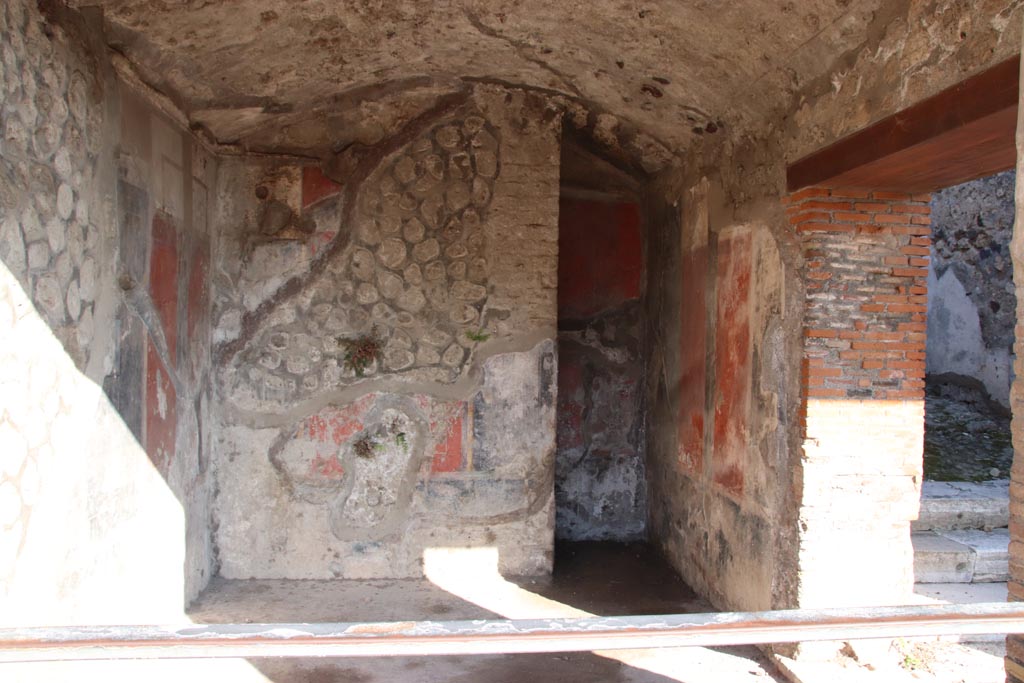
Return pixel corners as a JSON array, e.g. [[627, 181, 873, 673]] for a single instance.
[[787, 188, 931, 402]]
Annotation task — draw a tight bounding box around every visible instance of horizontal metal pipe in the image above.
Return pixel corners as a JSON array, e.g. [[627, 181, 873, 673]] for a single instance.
[[0, 603, 1020, 663]]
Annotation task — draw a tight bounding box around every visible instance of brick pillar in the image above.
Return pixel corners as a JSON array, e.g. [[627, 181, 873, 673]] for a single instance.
[[1005, 41, 1024, 683], [787, 188, 930, 614]]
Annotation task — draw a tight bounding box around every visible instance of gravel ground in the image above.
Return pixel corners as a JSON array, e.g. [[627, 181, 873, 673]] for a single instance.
[[924, 382, 1012, 482]]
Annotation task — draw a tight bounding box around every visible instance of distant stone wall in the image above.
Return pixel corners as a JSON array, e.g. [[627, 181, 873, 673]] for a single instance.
[[0, 0, 216, 628], [211, 87, 561, 579], [927, 171, 1016, 407]]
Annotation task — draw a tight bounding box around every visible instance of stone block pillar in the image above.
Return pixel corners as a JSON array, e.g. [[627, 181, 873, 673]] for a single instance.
[[787, 188, 930, 611]]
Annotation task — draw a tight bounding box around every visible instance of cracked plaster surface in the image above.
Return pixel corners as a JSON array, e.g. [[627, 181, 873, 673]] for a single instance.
[[59, 0, 1023, 167]]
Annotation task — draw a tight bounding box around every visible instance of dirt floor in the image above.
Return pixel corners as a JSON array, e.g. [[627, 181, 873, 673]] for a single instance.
[[185, 541, 1013, 682], [924, 380, 1012, 482], [899, 640, 1007, 682], [189, 541, 785, 683]]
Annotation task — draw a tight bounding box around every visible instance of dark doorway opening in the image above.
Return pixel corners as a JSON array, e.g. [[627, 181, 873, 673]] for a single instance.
[[554, 139, 647, 542]]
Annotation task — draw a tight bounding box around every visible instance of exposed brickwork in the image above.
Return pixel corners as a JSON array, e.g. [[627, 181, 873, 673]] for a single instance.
[[789, 187, 928, 618], [787, 188, 931, 402]]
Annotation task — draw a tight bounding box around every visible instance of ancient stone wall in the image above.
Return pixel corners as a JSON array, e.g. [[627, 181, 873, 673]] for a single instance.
[[643, 170, 799, 613], [555, 196, 645, 541], [784, 1, 1024, 162], [927, 170, 1016, 407], [211, 87, 561, 579], [0, 0, 217, 628]]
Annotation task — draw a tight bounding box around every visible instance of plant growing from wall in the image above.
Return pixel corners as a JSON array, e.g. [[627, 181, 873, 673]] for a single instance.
[[465, 328, 490, 343], [351, 416, 411, 461], [338, 327, 384, 377], [352, 435, 379, 459], [389, 417, 408, 449]]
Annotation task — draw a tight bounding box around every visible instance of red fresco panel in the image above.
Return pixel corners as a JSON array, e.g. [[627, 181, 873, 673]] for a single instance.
[[677, 245, 707, 474], [309, 452, 346, 480], [431, 404, 465, 474], [558, 198, 642, 320], [302, 166, 343, 209], [145, 338, 177, 476], [149, 213, 179, 362], [712, 230, 753, 498], [296, 396, 467, 479], [298, 396, 375, 484], [303, 396, 376, 447]]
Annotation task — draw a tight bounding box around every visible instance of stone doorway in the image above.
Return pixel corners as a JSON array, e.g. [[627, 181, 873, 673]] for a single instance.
[[554, 141, 647, 543]]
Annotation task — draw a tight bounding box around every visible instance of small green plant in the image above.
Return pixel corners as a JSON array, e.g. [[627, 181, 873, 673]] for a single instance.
[[901, 653, 921, 671], [353, 417, 410, 460], [339, 328, 384, 377], [894, 639, 923, 671], [387, 417, 408, 449], [465, 328, 490, 343]]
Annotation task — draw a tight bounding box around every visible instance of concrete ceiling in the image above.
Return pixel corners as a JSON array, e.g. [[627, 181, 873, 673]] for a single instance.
[[62, 1, 982, 165]]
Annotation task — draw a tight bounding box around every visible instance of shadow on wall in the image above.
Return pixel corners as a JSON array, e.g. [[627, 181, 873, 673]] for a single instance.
[[0, 263, 272, 682], [0, 0, 216, 658]]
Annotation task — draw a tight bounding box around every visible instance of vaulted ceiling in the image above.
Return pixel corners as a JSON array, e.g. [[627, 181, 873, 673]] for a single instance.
[[66, 0, 1023, 166]]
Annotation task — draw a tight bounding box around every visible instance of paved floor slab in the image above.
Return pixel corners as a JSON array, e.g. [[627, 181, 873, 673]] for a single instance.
[[913, 531, 976, 583]]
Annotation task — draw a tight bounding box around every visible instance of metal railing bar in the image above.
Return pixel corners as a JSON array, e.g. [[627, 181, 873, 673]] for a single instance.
[[0, 602, 1021, 662]]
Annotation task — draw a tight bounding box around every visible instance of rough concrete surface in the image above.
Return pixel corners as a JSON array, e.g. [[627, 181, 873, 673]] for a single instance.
[[931, 172, 1016, 355], [924, 384, 1013, 481], [66, 0, 848, 157], [1007, 19, 1024, 682], [55, 1, 1021, 174], [913, 531, 982, 583], [212, 87, 562, 579]]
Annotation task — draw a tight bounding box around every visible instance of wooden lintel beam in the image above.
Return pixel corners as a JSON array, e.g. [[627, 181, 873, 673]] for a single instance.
[[787, 57, 1020, 193]]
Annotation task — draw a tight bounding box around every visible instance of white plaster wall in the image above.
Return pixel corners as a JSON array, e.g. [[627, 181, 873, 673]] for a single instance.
[[927, 265, 1013, 406], [0, 0, 217, 639]]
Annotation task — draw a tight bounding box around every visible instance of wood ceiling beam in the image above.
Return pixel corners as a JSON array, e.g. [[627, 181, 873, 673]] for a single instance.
[[787, 57, 1020, 193]]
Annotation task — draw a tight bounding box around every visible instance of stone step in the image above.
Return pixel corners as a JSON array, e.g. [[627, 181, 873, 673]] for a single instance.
[[912, 529, 1009, 583], [913, 480, 1009, 532]]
